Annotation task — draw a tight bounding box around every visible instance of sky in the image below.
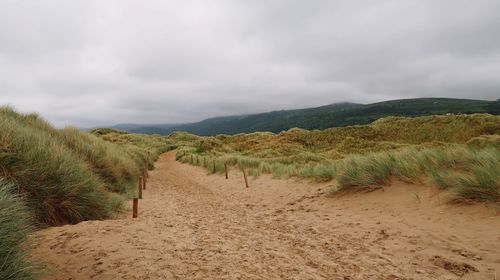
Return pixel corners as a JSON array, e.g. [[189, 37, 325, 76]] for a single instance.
[[1, 1, 499, 127]]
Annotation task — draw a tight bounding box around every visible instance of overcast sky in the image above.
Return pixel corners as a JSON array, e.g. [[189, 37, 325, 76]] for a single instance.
[[1, 1, 499, 127]]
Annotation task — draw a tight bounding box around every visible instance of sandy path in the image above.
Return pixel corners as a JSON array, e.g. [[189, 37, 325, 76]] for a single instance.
[[34, 152, 500, 279]]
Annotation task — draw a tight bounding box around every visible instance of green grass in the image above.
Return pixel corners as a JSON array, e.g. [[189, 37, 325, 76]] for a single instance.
[[0, 181, 38, 280], [59, 127, 141, 193], [172, 114, 500, 203], [0, 108, 112, 225], [90, 128, 177, 168], [323, 145, 500, 202], [429, 148, 500, 202], [0, 107, 175, 279]]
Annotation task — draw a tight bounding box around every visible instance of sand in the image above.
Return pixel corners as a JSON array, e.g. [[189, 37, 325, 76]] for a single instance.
[[33, 151, 500, 279]]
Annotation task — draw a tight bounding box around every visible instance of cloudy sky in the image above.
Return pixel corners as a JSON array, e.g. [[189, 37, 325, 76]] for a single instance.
[[1, 1, 499, 127]]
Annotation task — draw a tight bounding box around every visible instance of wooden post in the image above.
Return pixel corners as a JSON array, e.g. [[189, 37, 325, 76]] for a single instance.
[[242, 168, 249, 188], [138, 176, 143, 199], [224, 163, 228, 179], [146, 152, 150, 172], [191, 154, 193, 163], [143, 171, 146, 190], [213, 159, 216, 173], [132, 198, 138, 218], [144, 159, 149, 179]]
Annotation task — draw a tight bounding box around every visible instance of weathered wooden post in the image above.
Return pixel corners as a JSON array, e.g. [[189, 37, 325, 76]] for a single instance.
[[146, 152, 150, 172], [213, 159, 216, 173], [132, 198, 138, 218], [224, 163, 228, 179], [242, 168, 249, 188], [143, 171, 147, 190], [138, 176, 143, 199]]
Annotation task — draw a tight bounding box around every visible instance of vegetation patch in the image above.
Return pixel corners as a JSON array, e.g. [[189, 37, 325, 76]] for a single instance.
[[0, 107, 174, 279], [173, 114, 500, 203], [0, 181, 38, 280]]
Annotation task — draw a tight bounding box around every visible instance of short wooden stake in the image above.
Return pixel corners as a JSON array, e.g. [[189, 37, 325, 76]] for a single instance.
[[143, 171, 146, 190], [146, 152, 150, 171], [224, 163, 228, 179], [242, 168, 249, 188], [138, 176, 143, 199], [132, 198, 138, 218], [213, 159, 216, 173]]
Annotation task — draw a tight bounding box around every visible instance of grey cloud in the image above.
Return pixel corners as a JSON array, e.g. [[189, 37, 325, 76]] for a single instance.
[[0, 0, 499, 127]]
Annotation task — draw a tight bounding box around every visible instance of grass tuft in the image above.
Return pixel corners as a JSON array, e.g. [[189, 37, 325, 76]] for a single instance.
[[0, 181, 38, 280]]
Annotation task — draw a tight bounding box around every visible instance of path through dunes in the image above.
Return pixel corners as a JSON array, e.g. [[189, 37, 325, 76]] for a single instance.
[[34, 152, 500, 279]]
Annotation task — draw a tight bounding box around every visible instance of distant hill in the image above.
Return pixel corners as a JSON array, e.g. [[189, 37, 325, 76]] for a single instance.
[[109, 98, 500, 136], [109, 123, 179, 134]]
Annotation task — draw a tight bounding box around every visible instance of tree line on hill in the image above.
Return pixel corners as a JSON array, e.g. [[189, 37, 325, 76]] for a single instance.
[[109, 98, 500, 136]]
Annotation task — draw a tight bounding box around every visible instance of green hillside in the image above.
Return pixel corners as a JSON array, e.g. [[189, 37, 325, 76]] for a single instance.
[[111, 98, 499, 136]]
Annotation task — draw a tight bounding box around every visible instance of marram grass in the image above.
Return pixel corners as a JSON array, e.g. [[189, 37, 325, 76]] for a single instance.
[[173, 114, 500, 203], [1, 109, 111, 225], [1, 106, 174, 279], [0, 181, 38, 280]]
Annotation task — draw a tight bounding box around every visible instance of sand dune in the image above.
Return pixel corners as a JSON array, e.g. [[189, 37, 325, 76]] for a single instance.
[[33, 151, 499, 279]]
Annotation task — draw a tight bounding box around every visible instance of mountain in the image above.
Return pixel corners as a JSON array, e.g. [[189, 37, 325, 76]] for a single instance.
[[108, 98, 500, 136]]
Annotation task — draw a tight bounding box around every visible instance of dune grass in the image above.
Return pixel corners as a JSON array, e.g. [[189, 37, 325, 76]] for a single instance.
[[90, 128, 177, 168], [333, 145, 499, 201], [58, 127, 142, 193], [0, 109, 112, 225], [0, 107, 175, 279], [0, 181, 38, 280], [173, 114, 500, 203]]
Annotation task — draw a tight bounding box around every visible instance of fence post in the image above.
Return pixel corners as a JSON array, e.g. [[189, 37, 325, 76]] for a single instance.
[[146, 152, 150, 170], [143, 171, 146, 190], [242, 168, 249, 188], [224, 163, 228, 179], [132, 198, 138, 218], [138, 176, 143, 199], [213, 159, 216, 173]]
